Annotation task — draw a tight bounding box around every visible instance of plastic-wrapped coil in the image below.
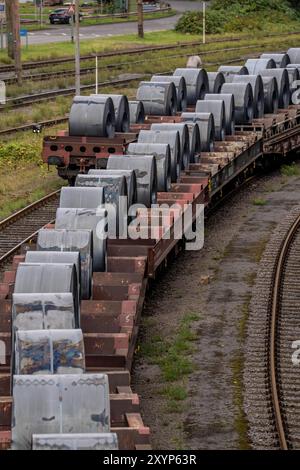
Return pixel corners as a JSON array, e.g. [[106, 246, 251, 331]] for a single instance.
[[91, 94, 130, 133], [204, 93, 235, 135], [217, 65, 248, 82], [195, 100, 226, 141], [14, 262, 79, 325], [184, 122, 201, 163], [12, 293, 76, 331], [181, 112, 215, 152], [232, 74, 264, 118], [75, 174, 128, 236], [150, 75, 187, 112], [55, 208, 107, 272], [127, 143, 171, 192], [261, 76, 279, 114], [128, 101, 145, 124], [150, 123, 190, 170], [59, 186, 104, 210], [36, 228, 92, 302], [136, 81, 177, 116], [207, 71, 225, 93], [89, 169, 137, 207], [286, 66, 300, 99], [12, 373, 110, 450], [15, 329, 85, 375], [260, 53, 290, 68], [32, 433, 119, 451], [287, 48, 300, 64], [173, 68, 209, 104], [138, 129, 181, 183], [260, 69, 290, 109], [244, 58, 276, 74], [221, 83, 254, 124], [107, 155, 157, 207], [69, 95, 115, 138]]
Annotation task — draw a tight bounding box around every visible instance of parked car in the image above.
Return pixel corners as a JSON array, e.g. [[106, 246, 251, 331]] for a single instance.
[[49, 8, 83, 25]]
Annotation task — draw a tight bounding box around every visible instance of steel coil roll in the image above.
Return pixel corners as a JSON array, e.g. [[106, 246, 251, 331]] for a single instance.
[[204, 93, 235, 135], [12, 293, 76, 331], [287, 48, 300, 64], [137, 129, 181, 183], [244, 58, 276, 74], [260, 53, 290, 68], [260, 69, 290, 109], [151, 75, 187, 111], [136, 81, 177, 116], [32, 433, 119, 451], [59, 186, 104, 210], [261, 76, 279, 114], [128, 101, 145, 124], [232, 74, 265, 118], [12, 373, 110, 450], [89, 169, 137, 207], [92, 94, 130, 133], [184, 122, 201, 163], [181, 112, 215, 152], [207, 72, 225, 94], [55, 208, 107, 272], [217, 65, 248, 82], [36, 228, 93, 302], [15, 329, 85, 375], [173, 68, 209, 104], [195, 100, 226, 140], [127, 143, 171, 192], [221, 82, 254, 124], [107, 155, 157, 207], [150, 123, 190, 170], [75, 174, 128, 236], [286, 66, 300, 100], [69, 95, 115, 138]]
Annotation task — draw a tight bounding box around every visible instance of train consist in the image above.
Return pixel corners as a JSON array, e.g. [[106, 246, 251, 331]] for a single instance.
[[1, 48, 300, 451]]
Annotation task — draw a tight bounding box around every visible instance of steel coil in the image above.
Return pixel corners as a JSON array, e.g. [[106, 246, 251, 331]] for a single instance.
[[15, 328, 85, 375], [217, 65, 248, 82], [244, 58, 276, 74], [92, 94, 130, 133], [60, 186, 104, 210], [261, 76, 279, 114], [260, 53, 290, 68], [12, 293, 76, 331], [184, 122, 201, 163], [12, 373, 110, 450], [286, 66, 300, 100], [128, 100, 145, 124], [89, 169, 137, 207], [127, 143, 171, 192], [137, 129, 181, 183], [36, 228, 92, 302], [150, 123, 190, 170], [136, 81, 177, 116], [32, 433, 119, 451], [55, 208, 107, 272], [151, 75, 187, 112], [232, 74, 265, 118], [260, 68, 290, 109], [107, 155, 157, 207], [204, 93, 235, 135], [195, 100, 226, 140], [287, 48, 300, 64], [173, 68, 209, 104], [69, 95, 115, 138], [221, 82, 254, 124], [181, 112, 215, 152], [207, 71, 225, 94]]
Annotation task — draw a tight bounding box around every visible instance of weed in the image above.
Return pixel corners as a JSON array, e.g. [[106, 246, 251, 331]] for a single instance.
[[281, 163, 300, 177], [252, 197, 267, 206]]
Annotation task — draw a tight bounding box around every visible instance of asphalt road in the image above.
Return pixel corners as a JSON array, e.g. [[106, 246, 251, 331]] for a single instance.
[[23, 1, 203, 45]]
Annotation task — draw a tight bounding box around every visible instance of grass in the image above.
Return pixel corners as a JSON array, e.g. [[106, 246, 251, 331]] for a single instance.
[[281, 163, 300, 177], [252, 197, 267, 206]]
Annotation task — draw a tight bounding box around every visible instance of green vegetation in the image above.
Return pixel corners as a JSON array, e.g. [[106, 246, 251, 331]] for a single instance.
[[281, 163, 300, 177], [176, 0, 300, 34], [252, 197, 267, 206]]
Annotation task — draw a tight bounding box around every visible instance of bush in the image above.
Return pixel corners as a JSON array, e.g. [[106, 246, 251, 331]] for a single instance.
[[175, 10, 227, 35]]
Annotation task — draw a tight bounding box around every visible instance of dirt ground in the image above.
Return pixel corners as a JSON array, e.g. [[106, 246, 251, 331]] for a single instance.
[[132, 163, 300, 450]]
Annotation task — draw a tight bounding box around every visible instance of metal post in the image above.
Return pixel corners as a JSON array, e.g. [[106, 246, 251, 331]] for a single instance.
[[95, 55, 98, 94], [0, 20, 3, 50], [203, 1, 206, 45], [70, 15, 74, 43], [12, 0, 22, 85], [75, 0, 80, 95], [40, 0, 43, 27]]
